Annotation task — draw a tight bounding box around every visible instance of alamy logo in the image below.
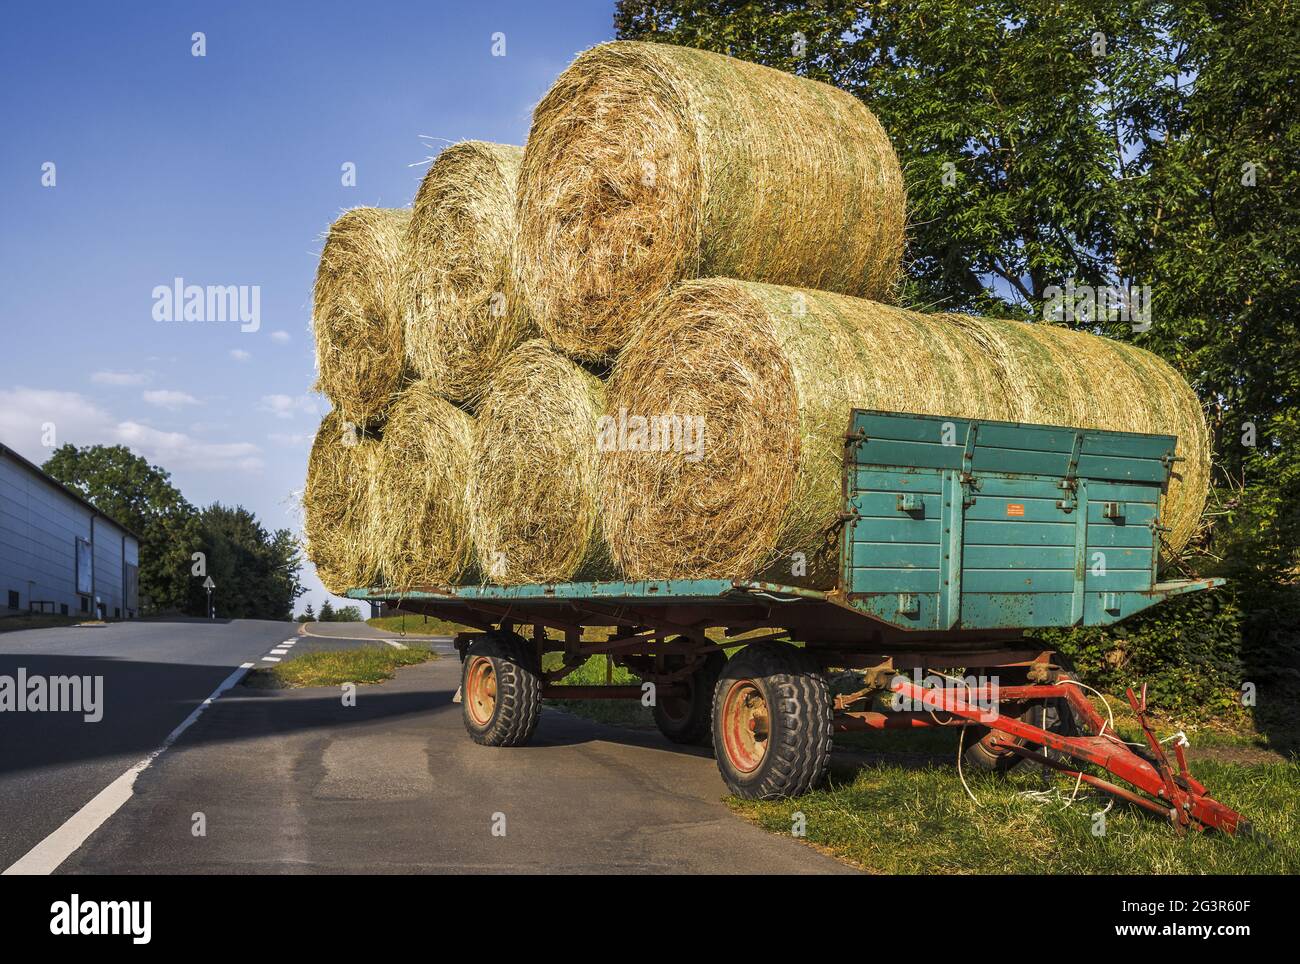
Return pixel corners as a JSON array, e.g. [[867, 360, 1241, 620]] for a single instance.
[[50, 894, 151, 944], [152, 277, 261, 332], [596, 407, 706, 463], [1042, 279, 1151, 332], [0, 669, 102, 722]]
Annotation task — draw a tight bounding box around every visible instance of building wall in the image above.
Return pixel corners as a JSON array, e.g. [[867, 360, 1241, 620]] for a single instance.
[[0, 454, 138, 618]]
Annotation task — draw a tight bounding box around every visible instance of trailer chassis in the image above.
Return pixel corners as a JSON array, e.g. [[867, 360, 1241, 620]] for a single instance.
[[353, 581, 1250, 837]]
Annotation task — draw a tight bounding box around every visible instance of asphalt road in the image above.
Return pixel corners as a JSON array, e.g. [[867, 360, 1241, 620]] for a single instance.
[[0, 618, 294, 871], [2, 620, 847, 874]]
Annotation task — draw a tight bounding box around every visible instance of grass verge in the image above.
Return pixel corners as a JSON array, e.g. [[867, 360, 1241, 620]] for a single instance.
[[244, 644, 436, 688], [730, 724, 1298, 874], [366, 609, 466, 637]]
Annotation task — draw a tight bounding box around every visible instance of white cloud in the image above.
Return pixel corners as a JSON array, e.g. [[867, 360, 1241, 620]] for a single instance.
[[260, 393, 317, 419], [229, 349, 251, 362], [0, 386, 262, 473], [268, 431, 313, 448], [91, 370, 150, 387], [115, 421, 263, 472], [142, 389, 200, 410], [270, 330, 291, 344], [0, 387, 114, 451]]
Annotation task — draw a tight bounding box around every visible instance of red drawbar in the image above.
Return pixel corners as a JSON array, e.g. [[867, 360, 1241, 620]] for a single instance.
[[886, 677, 1250, 836]]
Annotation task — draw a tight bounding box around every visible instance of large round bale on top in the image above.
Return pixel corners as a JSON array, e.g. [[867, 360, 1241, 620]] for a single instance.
[[514, 41, 906, 361], [312, 207, 412, 425], [468, 339, 612, 584], [600, 278, 1210, 586], [304, 411, 382, 595], [368, 380, 476, 589], [403, 142, 534, 407]]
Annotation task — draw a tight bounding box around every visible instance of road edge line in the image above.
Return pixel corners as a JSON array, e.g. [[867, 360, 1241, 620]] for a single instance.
[[1, 661, 256, 876]]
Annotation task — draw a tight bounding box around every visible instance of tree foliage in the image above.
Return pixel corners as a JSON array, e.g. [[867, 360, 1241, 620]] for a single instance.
[[42, 444, 202, 614], [43, 444, 303, 620], [191, 503, 305, 621]]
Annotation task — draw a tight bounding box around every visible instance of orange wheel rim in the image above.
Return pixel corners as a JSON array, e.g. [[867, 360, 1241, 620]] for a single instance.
[[465, 656, 497, 726], [721, 680, 769, 773]]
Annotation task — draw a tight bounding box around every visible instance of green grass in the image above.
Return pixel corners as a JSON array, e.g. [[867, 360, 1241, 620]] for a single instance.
[[244, 644, 437, 688], [729, 724, 1298, 873], [0, 614, 93, 633], [366, 609, 466, 637]]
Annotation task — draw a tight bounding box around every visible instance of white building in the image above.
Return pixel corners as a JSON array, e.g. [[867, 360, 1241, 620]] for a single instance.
[[0, 443, 140, 620]]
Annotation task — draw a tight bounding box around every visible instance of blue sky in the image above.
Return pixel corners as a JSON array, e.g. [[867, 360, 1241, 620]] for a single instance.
[[0, 0, 618, 614]]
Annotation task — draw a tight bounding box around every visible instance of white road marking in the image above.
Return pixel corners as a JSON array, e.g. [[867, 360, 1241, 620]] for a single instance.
[[261, 656, 281, 663], [2, 661, 257, 876], [270, 648, 289, 655], [384, 639, 408, 650]]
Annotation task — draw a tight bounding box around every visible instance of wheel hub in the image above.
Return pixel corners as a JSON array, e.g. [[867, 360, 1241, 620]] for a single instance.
[[721, 680, 770, 773], [465, 656, 497, 726]]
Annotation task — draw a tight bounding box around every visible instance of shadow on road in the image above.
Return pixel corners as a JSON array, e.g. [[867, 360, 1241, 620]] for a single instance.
[[0, 654, 445, 779]]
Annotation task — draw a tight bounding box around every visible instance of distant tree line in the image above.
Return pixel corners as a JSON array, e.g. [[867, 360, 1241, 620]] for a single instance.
[[296, 600, 362, 623], [43, 444, 304, 620]]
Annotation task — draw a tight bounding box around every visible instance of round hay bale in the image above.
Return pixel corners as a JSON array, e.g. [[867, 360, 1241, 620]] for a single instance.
[[469, 339, 612, 583], [403, 141, 534, 407], [514, 40, 906, 361], [601, 278, 1210, 585], [312, 207, 412, 424], [368, 380, 476, 589], [304, 410, 381, 594], [942, 314, 1210, 551]]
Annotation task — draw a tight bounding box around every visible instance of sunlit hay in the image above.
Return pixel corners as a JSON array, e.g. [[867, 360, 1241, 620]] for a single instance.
[[468, 339, 613, 584], [312, 207, 412, 425], [369, 380, 475, 589], [602, 279, 1210, 586], [403, 142, 535, 407], [514, 40, 906, 361], [303, 411, 382, 594], [945, 315, 1210, 553]]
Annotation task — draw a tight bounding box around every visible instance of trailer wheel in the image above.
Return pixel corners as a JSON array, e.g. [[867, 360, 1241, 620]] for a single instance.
[[653, 651, 725, 746], [461, 633, 541, 747], [712, 642, 832, 799]]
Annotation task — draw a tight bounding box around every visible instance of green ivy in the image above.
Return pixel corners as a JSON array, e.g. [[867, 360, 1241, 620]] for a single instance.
[[1039, 590, 1246, 719]]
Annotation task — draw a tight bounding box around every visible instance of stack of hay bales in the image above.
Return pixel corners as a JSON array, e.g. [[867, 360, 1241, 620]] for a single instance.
[[304, 40, 1210, 594]]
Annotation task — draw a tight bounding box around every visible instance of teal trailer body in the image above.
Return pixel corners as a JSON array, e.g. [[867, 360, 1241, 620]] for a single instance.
[[839, 409, 1210, 631], [350, 409, 1218, 643]]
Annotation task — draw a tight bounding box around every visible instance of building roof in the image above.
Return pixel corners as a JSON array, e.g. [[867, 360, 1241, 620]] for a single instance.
[[0, 442, 144, 541]]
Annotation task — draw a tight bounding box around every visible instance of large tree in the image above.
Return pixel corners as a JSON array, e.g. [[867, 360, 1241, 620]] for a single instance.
[[194, 504, 304, 621], [43, 444, 202, 613]]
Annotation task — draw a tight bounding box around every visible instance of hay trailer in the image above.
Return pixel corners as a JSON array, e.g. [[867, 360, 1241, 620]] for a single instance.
[[350, 409, 1249, 836]]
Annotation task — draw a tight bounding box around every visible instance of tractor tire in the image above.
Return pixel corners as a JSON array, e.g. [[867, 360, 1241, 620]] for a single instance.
[[653, 651, 725, 746], [711, 641, 833, 799], [461, 633, 542, 747]]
